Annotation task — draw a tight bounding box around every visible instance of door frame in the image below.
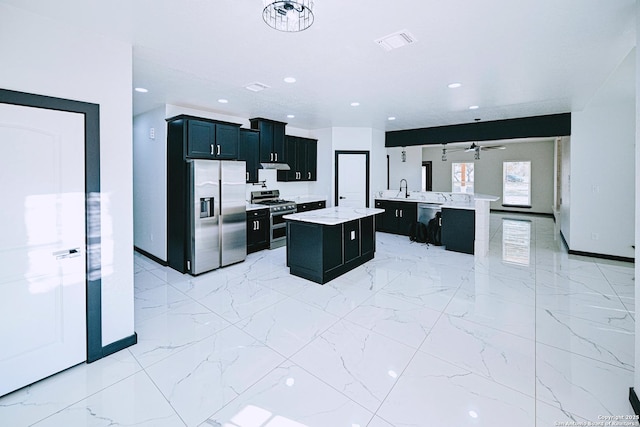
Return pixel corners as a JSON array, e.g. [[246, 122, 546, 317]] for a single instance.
[[0, 88, 116, 363], [335, 150, 370, 208], [422, 160, 433, 191]]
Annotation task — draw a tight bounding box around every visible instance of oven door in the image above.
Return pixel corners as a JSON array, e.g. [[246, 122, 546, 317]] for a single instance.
[[270, 210, 295, 248]]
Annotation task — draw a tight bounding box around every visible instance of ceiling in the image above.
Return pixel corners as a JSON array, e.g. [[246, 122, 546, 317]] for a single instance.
[[3, 0, 636, 132]]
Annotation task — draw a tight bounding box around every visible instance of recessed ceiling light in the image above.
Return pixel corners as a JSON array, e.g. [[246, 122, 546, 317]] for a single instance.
[[284, 77, 296, 83], [448, 83, 462, 89], [287, 114, 295, 118], [388, 116, 396, 121], [350, 102, 360, 107], [134, 87, 148, 93], [469, 105, 479, 110], [218, 99, 229, 104]]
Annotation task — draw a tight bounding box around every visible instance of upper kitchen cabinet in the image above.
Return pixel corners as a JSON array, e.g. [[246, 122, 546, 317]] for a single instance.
[[277, 136, 318, 182], [249, 118, 286, 163], [238, 128, 260, 183], [167, 115, 241, 160]]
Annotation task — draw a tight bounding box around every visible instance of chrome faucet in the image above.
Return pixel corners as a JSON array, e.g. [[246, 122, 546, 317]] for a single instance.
[[400, 179, 409, 198]]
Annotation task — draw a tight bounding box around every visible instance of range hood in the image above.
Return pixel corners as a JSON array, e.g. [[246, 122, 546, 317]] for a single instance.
[[260, 162, 290, 170]]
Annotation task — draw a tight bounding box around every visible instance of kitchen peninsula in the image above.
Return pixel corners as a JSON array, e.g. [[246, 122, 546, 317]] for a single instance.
[[374, 191, 499, 256], [284, 206, 384, 284]]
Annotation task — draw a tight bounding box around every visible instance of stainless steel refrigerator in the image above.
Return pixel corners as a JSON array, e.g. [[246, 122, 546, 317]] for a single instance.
[[186, 159, 246, 275]]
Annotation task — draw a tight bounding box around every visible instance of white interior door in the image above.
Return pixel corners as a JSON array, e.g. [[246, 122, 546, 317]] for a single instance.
[[0, 103, 86, 397], [337, 153, 367, 208]]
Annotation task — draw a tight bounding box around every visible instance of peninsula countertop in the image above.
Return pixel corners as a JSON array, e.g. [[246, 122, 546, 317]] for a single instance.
[[283, 206, 384, 226], [374, 191, 499, 210]]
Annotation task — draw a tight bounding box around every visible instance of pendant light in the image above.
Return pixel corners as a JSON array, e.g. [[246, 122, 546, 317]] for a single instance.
[[263, 1, 315, 32]]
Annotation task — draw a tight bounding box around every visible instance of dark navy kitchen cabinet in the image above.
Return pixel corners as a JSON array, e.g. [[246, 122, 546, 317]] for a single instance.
[[238, 128, 260, 183], [250, 118, 286, 164]]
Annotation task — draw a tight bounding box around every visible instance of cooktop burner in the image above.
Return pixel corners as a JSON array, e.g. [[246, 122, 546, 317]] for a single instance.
[[251, 190, 296, 213]]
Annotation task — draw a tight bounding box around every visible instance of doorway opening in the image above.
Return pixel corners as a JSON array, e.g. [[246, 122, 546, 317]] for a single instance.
[[422, 161, 432, 191]]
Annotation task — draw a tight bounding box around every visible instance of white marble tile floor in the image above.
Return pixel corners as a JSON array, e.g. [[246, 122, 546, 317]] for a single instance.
[[0, 213, 635, 426]]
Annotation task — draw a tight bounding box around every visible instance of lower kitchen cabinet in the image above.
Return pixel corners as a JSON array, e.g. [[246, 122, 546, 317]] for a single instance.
[[441, 207, 475, 254], [246, 208, 270, 254], [374, 199, 417, 236], [296, 200, 326, 212]]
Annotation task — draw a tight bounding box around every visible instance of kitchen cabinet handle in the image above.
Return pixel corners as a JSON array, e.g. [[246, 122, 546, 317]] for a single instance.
[[400, 210, 403, 218], [210, 144, 215, 155], [216, 145, 221, 156], [308, 172, 311, 179], [395, 209, 398, 217], [275, 153, 278, 161], [246, 172, 249, 181], [270, 153, 274, 161]]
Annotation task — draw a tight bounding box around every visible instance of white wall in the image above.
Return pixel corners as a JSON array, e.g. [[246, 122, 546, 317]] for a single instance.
[[570, 48, 636, 259], [634, 0, 640, 395], [388, 146, 422, 195], [371, 129, 388, 202], [421, 139, 555, 214], [560, 137, 572, 243], [133, 107, 167, 259], [0, 4, 134, 346]]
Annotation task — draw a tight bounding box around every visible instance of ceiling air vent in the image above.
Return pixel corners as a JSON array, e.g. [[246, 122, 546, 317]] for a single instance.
[[245, 82, 270, 92], [374, 30, 417, 51]]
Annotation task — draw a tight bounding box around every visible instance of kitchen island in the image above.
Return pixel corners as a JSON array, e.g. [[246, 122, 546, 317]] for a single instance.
[[284, 206, 384, 284]]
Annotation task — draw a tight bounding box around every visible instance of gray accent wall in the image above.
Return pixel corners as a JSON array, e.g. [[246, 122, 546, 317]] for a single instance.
[[421, 139, 556, 214]]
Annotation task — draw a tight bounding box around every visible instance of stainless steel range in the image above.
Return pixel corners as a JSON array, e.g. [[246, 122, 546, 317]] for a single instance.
[[251, 190, 296, 249]]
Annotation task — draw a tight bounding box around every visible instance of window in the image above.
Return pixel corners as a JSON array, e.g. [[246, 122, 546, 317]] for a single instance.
[[452, 162, 474, 193], [503, 161, 531, 206]]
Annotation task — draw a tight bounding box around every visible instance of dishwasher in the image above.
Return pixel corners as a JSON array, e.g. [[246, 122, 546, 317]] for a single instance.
[[418, 203, 442, 227]]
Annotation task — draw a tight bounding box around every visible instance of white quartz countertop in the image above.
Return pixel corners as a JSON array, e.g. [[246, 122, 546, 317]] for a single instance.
[[283, 206, 384, 225], [283, 195, 328, 204], [374, 191, 499, 211]]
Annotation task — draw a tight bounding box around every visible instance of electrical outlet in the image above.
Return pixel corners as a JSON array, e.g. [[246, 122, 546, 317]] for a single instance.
[[149, 127, 155, 140], [591, 233, 599, 240]]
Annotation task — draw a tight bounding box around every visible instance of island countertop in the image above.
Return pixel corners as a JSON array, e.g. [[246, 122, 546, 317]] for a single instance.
[[283, 206, 384, 226]]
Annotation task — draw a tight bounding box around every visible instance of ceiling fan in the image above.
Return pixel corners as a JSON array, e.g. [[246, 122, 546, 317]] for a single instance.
[[464, 142, 506, 152], [441, 142, 506, 160]]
